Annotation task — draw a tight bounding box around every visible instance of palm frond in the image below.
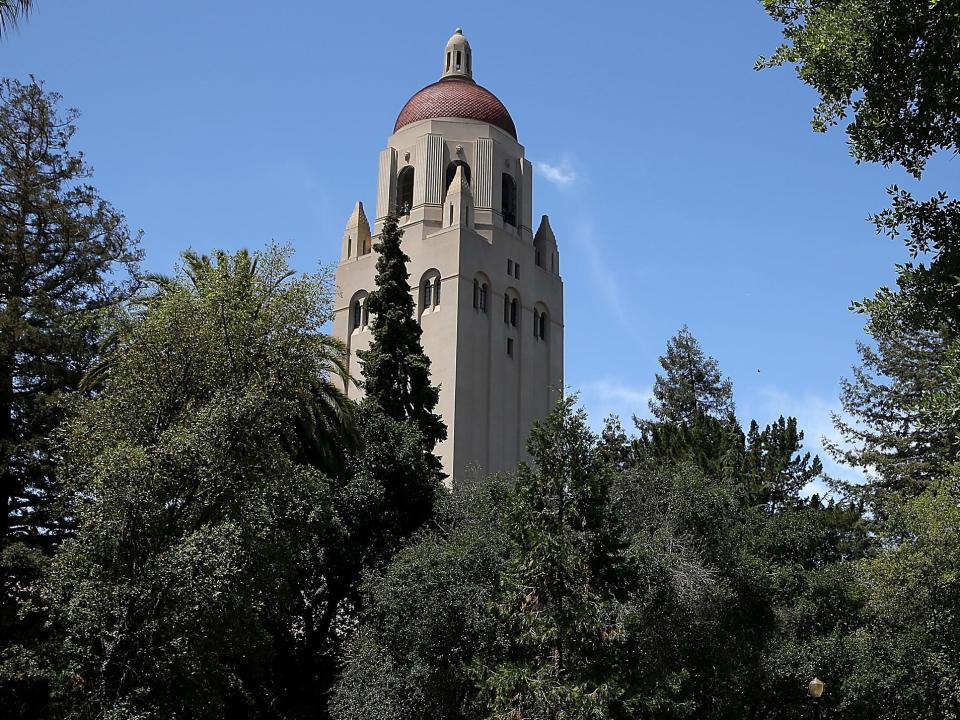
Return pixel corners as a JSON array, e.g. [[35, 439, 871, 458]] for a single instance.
[[0, 1, 33, 36]]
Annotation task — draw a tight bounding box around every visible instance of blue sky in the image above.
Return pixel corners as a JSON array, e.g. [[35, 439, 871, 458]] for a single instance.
[[6, 1, 957, 486]]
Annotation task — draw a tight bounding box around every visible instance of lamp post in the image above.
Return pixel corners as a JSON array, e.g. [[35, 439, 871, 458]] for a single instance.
[[808, 677, 825, 719]]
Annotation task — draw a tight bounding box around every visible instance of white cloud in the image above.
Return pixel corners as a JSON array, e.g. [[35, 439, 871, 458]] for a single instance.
[[740, 384, 866, 496], [578, 378, 652, 432], [535, 158, 577, 187], [573, 221, 636, 336]]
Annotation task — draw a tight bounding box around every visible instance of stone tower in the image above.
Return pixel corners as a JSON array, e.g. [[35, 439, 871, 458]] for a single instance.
[[332, 28, 564, 482]]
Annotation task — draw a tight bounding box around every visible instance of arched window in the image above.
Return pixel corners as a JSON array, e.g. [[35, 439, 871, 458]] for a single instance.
[[473, 275, 489, 314], [353, 300, 362, 330], [445, 160, 471, 194], [501, 173, 517, 227], [419, 270, 441, 318], [397, 166, 415, 215], [350, 291, 369, 331]]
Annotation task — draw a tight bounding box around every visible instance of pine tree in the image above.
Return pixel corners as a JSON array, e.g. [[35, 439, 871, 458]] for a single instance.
[[480, 395, 634, 720], [357, 211, 446, 457], [649, 325, 734, 425], [0, 78, 140, 548], [0, 80, 140, 716]]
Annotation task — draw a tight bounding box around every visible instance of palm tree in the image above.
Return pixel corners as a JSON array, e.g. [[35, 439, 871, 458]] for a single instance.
[[83, 247, 359, 479], [0, 1, 33, 37]]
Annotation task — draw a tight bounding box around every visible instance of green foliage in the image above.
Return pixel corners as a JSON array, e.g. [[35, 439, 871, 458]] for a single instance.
[[0, 76, 140, 546], [0, 77, 140, 718], [37, 246, 354, 719], [648, 325, 734, 425], [761, 0, 960, 509], [478, 396, 711, 720], [357, 211, 446, 460], [840, 485, 960, 719], [331, 474, 512, 720], [759, 0, 960, 177]]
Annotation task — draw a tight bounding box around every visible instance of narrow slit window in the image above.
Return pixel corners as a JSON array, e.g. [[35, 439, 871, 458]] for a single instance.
[[456, 50, 462, 69], [473, 279, 479, 309], [515, 263, 520, 279], [353, 301, 362, 330], [423, 282, 432, 309], [446, 52, 451, 70], [503, 294, 510, 323], [507, 338, 514, 357], [539, 313, 546, 340], [507, 259, 513, 275], [480, 284, 488, 312], [510, 298, 518, 327], [533, 309, 539, 338], [433, 278, 441, 305]]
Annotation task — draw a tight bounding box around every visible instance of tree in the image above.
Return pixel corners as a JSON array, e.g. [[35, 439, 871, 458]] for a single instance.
[[0, 1, 32, 38], [648, 325, 734, 426], [761, 2, 960, 510], [331, 474, 513, 720], [478, 396, 706, 719], [758, 0, 960, 177], [37, 246, 355, 719], [357, 211, 445, 461], [0, 77, 139, 549], [0, 78, 139, 718]]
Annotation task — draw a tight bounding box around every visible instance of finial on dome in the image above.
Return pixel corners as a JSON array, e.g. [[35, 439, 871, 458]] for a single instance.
[[442, 27, 473, 81]]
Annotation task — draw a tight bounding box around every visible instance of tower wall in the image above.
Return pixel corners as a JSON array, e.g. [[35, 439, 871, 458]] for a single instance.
[[332, 36, 563, 484]]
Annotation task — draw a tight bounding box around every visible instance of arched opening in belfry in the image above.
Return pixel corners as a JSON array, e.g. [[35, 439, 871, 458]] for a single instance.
[[501, 173, 517, 227], [397, 166, 415, 214], [445, 160, 471, 195]]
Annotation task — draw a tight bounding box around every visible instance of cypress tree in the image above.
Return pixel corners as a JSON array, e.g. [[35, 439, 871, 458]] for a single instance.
[[357, 211, 446, 455]]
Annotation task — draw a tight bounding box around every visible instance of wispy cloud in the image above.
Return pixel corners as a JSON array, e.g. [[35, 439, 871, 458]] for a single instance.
[[578, 378, 652, 432], [574, 221, 635, 335], [535, 157, 578, 188]]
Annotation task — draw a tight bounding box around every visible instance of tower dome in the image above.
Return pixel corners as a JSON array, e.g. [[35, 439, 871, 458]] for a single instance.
[[393, 28, 518, 139]]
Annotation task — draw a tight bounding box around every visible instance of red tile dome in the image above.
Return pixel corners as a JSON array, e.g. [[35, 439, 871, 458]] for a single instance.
[[394, 77, 517, 139]]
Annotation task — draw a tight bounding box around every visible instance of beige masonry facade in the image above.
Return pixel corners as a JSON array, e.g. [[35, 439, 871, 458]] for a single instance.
[[332, 29, 563, 482]]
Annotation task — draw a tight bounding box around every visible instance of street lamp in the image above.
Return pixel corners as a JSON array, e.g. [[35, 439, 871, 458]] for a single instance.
[[808, 677, 825, 719]]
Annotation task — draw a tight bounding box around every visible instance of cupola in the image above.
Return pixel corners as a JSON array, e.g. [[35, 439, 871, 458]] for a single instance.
[[442, 28, 472, 80]]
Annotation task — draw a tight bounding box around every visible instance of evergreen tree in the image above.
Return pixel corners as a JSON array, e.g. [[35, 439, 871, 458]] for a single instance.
[[761, 0, 960, 511], [0, 77, 139, 549], [357, 211, 446, 459], [0, 78, 139, 717], [649, 325, 734, 425], [479, 396, 698, 719]]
